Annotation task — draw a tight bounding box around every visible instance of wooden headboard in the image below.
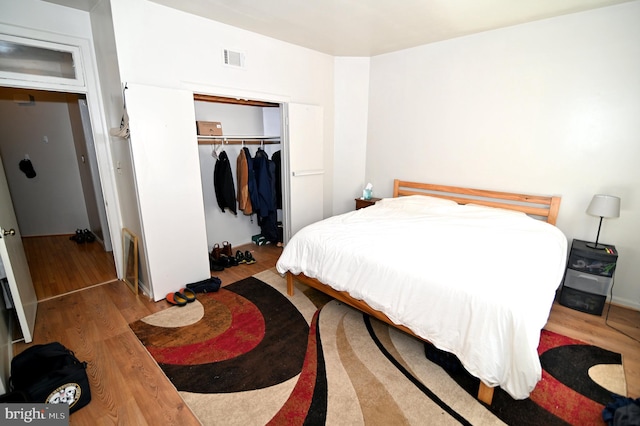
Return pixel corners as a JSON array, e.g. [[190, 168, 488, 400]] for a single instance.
[[393, 179, 561, 225]]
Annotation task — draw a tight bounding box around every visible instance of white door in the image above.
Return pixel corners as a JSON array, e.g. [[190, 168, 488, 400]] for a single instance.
[[283, 103, 324, 242], [0, 156, 37, 343], [125, 83, 210, 301]]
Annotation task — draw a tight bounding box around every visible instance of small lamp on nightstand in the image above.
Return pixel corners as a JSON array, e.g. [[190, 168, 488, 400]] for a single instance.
[[586, 194, 620, 249]]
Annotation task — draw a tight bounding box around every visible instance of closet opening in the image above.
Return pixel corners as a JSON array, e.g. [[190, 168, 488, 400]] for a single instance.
[[194, 94, 284, 268]]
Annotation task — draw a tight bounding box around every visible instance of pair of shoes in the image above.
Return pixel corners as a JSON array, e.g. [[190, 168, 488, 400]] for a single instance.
[[244, 250, 256, 265], [70, 229, 85, 244], [69, 229, 96, 244], [186, 277, 222, 293], [219, 254, 238, 267], [211, 241, 233, 259], [166, 288, 197, 306]]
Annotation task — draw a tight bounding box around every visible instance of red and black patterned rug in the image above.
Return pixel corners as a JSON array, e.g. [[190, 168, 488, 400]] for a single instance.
[[130, 270, 626, 425]]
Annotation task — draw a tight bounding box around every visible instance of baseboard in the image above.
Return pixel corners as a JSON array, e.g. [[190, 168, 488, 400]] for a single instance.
[[609, 297, 640, 312]]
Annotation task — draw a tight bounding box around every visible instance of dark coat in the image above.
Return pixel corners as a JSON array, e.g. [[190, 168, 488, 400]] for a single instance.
[[253, 149, 276, 218], [272, 150, 282, 210], [214, 150, 237, 214]]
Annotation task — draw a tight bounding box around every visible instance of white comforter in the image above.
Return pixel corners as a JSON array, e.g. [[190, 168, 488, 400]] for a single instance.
[[276, 195, 567, 399]]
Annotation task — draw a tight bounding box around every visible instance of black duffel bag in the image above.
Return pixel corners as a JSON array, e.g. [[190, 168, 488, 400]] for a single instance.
[[9, 342, 91, 413]]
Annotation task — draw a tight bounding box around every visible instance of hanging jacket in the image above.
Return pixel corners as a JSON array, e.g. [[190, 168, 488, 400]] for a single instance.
[[244, 147, 260, 216], [253, 149, 275, 218], [259, 156, 279, 243], [213, 150, 237, 214], [272, 150, 282, 210], [236, 148, 252, 215]]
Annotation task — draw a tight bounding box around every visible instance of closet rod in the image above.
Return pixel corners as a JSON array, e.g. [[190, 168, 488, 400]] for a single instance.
[[197, 137, 280, 145]]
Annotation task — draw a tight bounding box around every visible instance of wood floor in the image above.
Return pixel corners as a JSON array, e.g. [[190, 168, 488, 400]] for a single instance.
[[12, 242, 640, 425], [23, 234, 117, 300]]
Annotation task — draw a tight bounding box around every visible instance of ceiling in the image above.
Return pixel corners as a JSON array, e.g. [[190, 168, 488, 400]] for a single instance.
[[45, 0, 633, 56]]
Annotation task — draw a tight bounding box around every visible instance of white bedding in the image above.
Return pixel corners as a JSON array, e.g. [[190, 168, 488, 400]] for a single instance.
[[276, 195, 567, 399]]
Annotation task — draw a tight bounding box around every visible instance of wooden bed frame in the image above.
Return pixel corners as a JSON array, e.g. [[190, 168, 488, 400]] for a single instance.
[[285, 179, 562, 405]]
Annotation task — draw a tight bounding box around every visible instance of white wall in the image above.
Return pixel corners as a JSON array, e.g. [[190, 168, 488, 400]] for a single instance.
[[0, 0, 93, 37], [333, 57, 371, 215], [366, 2, 640, 309], [109, 0, 335, 217], [0, 88, 90, 236]]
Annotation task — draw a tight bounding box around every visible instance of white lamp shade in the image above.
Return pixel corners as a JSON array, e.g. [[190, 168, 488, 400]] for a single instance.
[[586, 194, 620, 218]]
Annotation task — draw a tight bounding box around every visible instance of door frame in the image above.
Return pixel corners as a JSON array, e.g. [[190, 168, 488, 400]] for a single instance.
[[183, 83, 294, 243], [0, 24, 123, 279]]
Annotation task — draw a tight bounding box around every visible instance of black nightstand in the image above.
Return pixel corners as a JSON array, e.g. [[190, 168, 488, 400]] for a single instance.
[[559, 239, 618, 315], [355, 197, 381, 210]]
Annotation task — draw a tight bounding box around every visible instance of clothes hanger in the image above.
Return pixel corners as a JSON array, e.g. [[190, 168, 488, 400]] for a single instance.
[[212, 141, 221, 160]]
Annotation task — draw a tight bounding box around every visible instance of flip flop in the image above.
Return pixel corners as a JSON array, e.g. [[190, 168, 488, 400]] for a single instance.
[[179, 288, 197, 303], [166, 292, 188, 306]]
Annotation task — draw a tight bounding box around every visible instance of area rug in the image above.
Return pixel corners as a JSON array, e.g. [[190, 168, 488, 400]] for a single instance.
[[130, 270, 626, 425]]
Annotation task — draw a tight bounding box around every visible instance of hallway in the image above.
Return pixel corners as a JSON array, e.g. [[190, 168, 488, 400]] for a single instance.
[[23, 234, 117, 300]]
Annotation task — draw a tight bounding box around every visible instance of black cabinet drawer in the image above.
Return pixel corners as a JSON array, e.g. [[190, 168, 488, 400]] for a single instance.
[[568, 252, 617, 277], [559, 286, 606, 316]]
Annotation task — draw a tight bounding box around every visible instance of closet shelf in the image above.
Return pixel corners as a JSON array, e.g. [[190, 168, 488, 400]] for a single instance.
[[197, 135, 280, 145]]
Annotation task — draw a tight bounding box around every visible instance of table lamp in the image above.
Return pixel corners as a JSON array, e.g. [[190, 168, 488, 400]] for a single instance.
[[586, 194, 620, 249]]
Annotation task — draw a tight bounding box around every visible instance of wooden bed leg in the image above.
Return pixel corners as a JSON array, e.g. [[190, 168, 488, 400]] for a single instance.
[[286, 272, 295, 296], [477, 382, 494, 405]]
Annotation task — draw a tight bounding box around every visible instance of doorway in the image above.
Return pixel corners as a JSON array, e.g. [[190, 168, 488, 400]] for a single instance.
[[0, 87, 117, 300]]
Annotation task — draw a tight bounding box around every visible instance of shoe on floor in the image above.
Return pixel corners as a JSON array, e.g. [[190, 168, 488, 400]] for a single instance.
[[221, 241, 233, 257], [220, 254, 238, 267], [211, 243, 221, 260], [166, 292, 188, 306], [244, 250, 256, 265], [83, 229, 95, 243], [179, 288, 197, 303], [209, 254, 224, 271], [70, 229, 85, 244]]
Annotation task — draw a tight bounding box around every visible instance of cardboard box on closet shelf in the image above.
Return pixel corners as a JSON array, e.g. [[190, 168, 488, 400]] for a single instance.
[[196, 121, 223, 136]]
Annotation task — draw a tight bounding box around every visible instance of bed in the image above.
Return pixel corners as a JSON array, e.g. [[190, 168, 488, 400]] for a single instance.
[[276, 180, 567, 405]]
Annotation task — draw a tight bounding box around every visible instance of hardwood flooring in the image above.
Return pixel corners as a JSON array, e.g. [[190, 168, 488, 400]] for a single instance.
[[12, 242, 640, 425], [13, 243, 282, 425], [23, 235, 117, 300], [546, 299, 640, 397]]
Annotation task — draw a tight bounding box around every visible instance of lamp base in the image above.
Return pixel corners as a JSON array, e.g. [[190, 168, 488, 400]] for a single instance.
[[586, 242, 607, 250]]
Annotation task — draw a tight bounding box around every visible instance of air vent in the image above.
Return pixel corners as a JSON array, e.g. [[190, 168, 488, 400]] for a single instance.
[[223, 49, 246, 68]]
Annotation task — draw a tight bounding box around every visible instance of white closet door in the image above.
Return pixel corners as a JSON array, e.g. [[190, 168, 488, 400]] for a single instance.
[[126, 83, 209, 301], [285, 103, 324, 240], [0, 156, 37, 344]]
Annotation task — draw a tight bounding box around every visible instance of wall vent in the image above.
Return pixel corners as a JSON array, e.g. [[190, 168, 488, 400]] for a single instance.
[[223, 49, 246, 68]]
